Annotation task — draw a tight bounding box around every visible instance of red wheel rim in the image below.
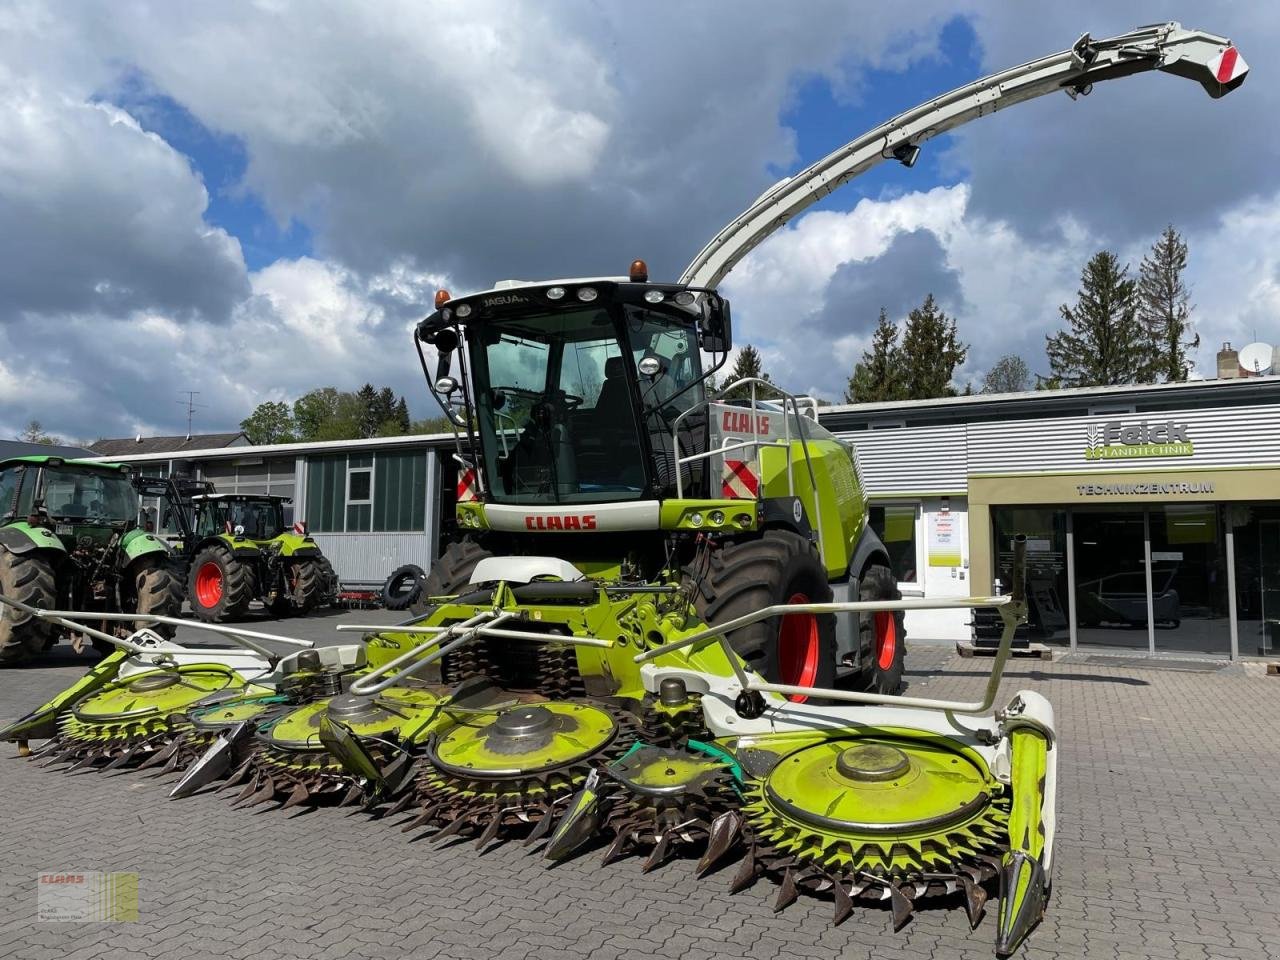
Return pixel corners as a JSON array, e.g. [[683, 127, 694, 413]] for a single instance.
[[195, 561, 224, 608], [778, 592, 819, 703], [874, 611, 897, 671]]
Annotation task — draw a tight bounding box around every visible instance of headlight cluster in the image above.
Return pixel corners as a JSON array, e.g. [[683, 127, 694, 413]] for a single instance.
[[459, 511, 483, 528], [686, 509, 752, 530]]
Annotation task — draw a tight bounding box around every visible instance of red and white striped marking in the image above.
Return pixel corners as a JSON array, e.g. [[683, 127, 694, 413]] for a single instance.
[[1210, 46, 1248, 85], [721, 459, 760, 499], [292, 521, 308, 536], [456, 467, 479, 503]]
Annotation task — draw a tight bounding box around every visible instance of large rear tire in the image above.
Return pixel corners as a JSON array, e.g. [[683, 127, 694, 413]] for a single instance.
[[686, 529, 836, 702], [188, 545, 254, 622], [410, 540, 492, 616], [858, 563, 906, 694], [0, 549, 57, 664], [290, 558, 324, 614]]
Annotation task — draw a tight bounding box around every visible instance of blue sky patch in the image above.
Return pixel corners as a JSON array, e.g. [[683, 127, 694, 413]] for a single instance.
[[101, 74, 312, 271], [778, 16, 980, 211]]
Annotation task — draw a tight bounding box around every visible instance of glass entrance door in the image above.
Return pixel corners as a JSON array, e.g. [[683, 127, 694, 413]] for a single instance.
[[1149, 504, 1231, 656], [1073, 509, 1150, 651]]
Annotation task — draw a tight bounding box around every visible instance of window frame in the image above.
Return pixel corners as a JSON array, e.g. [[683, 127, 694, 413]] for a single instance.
[[345, 463, 374, 508], [869, 499, 924, 591]]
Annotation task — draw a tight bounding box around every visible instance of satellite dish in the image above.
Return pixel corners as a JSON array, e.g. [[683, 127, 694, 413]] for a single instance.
[[1239, 342, 1273, 375]]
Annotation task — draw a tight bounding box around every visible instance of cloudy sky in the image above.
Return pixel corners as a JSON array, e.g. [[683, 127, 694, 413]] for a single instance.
[[1, 2, 1272, 442]]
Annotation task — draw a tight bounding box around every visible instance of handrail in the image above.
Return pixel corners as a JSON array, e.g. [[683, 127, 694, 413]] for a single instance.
[[673, 376, 825, 562], [0, 595, 312, 660], [335, 622, 613, 648], [637, 594, 1020, 715]]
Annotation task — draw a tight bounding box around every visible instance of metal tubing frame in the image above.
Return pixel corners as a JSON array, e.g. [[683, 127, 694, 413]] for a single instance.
[[347, 611, 499, 696], [0, 595, 313, 660], [335, 622, 612, 648], [637, 594, 1019, 715], [672, 376, 825, 560]]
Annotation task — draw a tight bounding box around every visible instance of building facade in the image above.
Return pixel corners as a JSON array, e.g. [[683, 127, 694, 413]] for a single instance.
[[823, 376, 1280, 659], [95, 376, 1280, 659]]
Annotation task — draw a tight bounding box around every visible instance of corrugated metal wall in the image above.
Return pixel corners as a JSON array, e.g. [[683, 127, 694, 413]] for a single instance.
[[310, 532, 435, 584], [834, 425, 967, 495]]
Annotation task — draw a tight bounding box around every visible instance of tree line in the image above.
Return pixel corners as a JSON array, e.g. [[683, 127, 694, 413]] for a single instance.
[[239, 384, 452, 445], [726, 224, 1199, 403]]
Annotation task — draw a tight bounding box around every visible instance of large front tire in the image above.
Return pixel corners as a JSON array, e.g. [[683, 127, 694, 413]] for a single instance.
[[687, 529, 836, 702], [858, 563, 906, 694], [0, 549, 57, 664], [188, 545, 254, 622], [410, 540, 492, 616], [128, 557, 184, 637], [289, 558, 325, 614]]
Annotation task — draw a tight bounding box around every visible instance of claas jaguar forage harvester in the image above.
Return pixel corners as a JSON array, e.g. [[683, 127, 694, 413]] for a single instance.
[[0, 22, 1247, 958]]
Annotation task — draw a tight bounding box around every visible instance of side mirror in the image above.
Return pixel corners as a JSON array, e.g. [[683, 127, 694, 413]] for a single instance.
[[699, 297, 732, 353]]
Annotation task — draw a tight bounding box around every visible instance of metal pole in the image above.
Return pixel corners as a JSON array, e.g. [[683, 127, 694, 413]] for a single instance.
[[1143, 509, 1156, 657], [1225, 512, 1239, 660], [1065, 509, 1078, 653]]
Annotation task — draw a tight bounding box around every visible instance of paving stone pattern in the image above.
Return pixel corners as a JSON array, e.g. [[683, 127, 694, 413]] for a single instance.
[[2, 617, 1279, 960]]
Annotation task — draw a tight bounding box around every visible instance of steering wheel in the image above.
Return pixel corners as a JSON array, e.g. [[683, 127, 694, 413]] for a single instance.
[[556, 390, 584, 410]]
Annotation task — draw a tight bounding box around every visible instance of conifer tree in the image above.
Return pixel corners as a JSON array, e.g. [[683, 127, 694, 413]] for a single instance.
[[844, 309, 903, 403], [900, 294, 967, 399], [1138, 225, 1197, 382], [1046, 251, 1145, 387]]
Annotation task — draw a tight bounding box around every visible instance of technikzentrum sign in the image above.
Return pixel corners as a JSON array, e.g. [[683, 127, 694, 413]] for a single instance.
[[1084, 420, 1194, 461]]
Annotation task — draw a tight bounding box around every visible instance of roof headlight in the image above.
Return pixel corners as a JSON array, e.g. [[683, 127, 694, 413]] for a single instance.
[[643, 289, 664, 304], [455, 303, 472, 318], [576, 287, 598, 302], [546, 287, 566, 301], [673, 291, 696, 306]]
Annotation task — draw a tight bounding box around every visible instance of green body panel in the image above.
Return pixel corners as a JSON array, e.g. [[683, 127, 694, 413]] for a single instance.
[[0, 650, 128, 741], [759, 438, 867, 579], [1005, 727, 1048, 861], [209, 533, 263, 558], [658, 499, 759, 533], [0, 521, 66, 554], [271, 532, 321, 558], [368, 581, 741, 701], [120, 528, 170, 562]]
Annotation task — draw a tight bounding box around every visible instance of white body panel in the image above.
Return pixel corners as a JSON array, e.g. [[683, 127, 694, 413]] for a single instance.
[[469, 556, 585, 585], [484, 500, 661, 533]]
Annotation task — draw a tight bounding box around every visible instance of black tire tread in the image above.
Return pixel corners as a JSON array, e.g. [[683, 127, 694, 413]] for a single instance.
[[411, 540, 491, 616], [188, 544, 254, 622], [291, 558, 324, 613], [685, 530, 836, 688], [858, 562, 906, 694], [0, 549, 57, 663], [130, 557, 184, 638], [383, 563, 426, 611]]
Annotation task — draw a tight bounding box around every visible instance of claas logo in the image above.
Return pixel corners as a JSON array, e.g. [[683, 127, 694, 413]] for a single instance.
[[524, 515, 597, 531], [40, 875, 85, 884], [722, 410, 771, 434]]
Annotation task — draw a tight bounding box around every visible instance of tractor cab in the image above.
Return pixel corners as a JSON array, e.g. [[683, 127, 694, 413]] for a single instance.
[[417, 261, 732, 509], [191, 494, 289, 541], [0, 457, 137, 535]]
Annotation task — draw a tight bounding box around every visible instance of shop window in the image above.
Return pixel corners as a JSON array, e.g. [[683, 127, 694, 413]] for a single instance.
[[992, 507, 1068, 644], [869, 503, 918, 584]]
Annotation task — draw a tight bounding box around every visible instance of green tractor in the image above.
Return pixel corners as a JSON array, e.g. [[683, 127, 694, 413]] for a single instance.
[[175, 492, 336, 622], [0, 456, 181, 663], [415, 263, 905, 698]]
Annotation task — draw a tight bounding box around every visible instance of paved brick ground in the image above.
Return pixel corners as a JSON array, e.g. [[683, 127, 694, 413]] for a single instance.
[[2, 617, 1279, 960]]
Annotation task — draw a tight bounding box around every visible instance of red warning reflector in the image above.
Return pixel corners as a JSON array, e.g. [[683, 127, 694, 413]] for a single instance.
[[1210, 46, 1248, 85]]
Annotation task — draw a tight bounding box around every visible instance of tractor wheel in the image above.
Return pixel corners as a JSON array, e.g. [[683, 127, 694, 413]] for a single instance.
[[0, 549, 57, 664], [410, 540, 492, 616], [96, 557, 184, 655], [686, 529, 836, 703], [290, 558, 325, 614], [858, 563, 906, 695], [382, 564, 425, 611], [127, 558, 184, 638], [188, 545, 254, 623]]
